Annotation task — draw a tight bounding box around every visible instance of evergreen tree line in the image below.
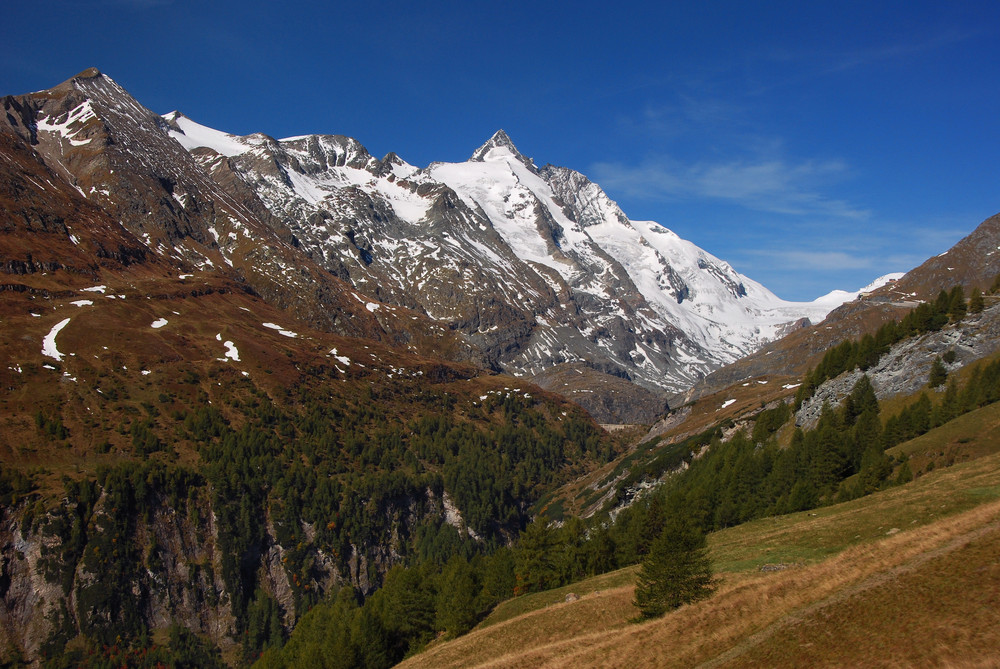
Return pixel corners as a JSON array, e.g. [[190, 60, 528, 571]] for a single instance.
[[612, 354, 1000, 552], [882, 355, 1000, 450], [255, 512, 633, 668], [28, 370, 611, 664], [183, 385, 607, 662], [795, 285, 983, 409], [39, 623, 225, 669], [256, 553, 508, 668]]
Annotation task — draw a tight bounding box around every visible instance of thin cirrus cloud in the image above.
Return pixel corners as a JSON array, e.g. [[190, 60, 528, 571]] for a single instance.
[[590, 156, 871, 220], [741, 249, 878, 271], [807, 29, 978, 77], [735, 222, 969, 277]]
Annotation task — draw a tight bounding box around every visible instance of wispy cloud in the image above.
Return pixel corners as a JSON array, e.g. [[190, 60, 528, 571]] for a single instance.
[[730, 221, 969, 281], [617, 94, 744, 141], [591, 156, 870, 220], [828, 29, 980, 71], [741, 249, 878, 271], [753, 28, 983, 95]]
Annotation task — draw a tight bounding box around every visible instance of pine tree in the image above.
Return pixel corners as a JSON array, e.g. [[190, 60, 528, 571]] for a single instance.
[[436, 556, 481, 638], [929, 357, 948, 388], [858, 442, 892, 494], [479, 548, 516, 607], [850, 409, 882, 473], [513, 520, 561, 595], [969, 287, 985, 314], [948, 285, 967, 321], [849, 375, 879, 416], [632, 517, 714, 620], [910, 393, 933, 434], [895, 459, 914, 485]]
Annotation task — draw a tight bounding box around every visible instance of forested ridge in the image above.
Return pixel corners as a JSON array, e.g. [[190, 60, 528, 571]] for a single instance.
[[0, 349, 612, 666], [794, 285, 983, 409]]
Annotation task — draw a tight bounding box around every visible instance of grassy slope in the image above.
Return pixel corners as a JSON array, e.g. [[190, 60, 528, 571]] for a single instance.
[[398, 404, 1000, 669]]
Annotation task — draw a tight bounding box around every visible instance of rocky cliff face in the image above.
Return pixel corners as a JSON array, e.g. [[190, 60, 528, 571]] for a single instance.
[[0, 483, 461, 660]]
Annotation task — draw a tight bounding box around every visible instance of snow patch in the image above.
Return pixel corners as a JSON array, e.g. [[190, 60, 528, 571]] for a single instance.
[[222, 340, 240, 361], [163, 112, 257, 157], [151, 318, 168, 329], [263, 322, 298, 338], [329, 348, 351, 366], [42, 318, 72, 361]]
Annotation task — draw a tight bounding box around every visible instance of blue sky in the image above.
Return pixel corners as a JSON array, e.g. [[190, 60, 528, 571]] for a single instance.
[[3, 1, 998, 300]]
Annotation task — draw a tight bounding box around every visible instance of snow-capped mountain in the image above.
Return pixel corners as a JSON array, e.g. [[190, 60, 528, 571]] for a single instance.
[[166, 113, 856, 398], [4, 69, 869, 420]]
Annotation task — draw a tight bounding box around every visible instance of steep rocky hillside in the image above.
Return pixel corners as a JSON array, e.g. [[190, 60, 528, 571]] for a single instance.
[[796, 300, 1000, 428], [1, 68, 461, 353], [687, 212, 1000, 403]]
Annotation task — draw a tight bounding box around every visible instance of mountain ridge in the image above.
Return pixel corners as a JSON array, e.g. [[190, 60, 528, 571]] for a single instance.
[[2, 69, 950, 423], [1, 67, 872, 420]]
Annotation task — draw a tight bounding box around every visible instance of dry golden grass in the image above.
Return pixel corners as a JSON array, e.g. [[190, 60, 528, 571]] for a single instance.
[[720, 525, 1000, 668], [399, 450, 1000, 669]]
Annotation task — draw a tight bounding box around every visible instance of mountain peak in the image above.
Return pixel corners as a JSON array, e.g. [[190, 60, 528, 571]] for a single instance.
[[470, 129, 532, 167], [75, 67, 103, 80], [49, 67, 107, 94]]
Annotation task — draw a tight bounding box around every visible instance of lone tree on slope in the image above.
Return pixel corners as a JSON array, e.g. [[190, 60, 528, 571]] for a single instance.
[[633, 516, 715, 620]]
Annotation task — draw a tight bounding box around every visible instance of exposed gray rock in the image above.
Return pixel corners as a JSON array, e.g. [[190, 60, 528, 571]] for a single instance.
[[796, 303, 1000, 429]]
